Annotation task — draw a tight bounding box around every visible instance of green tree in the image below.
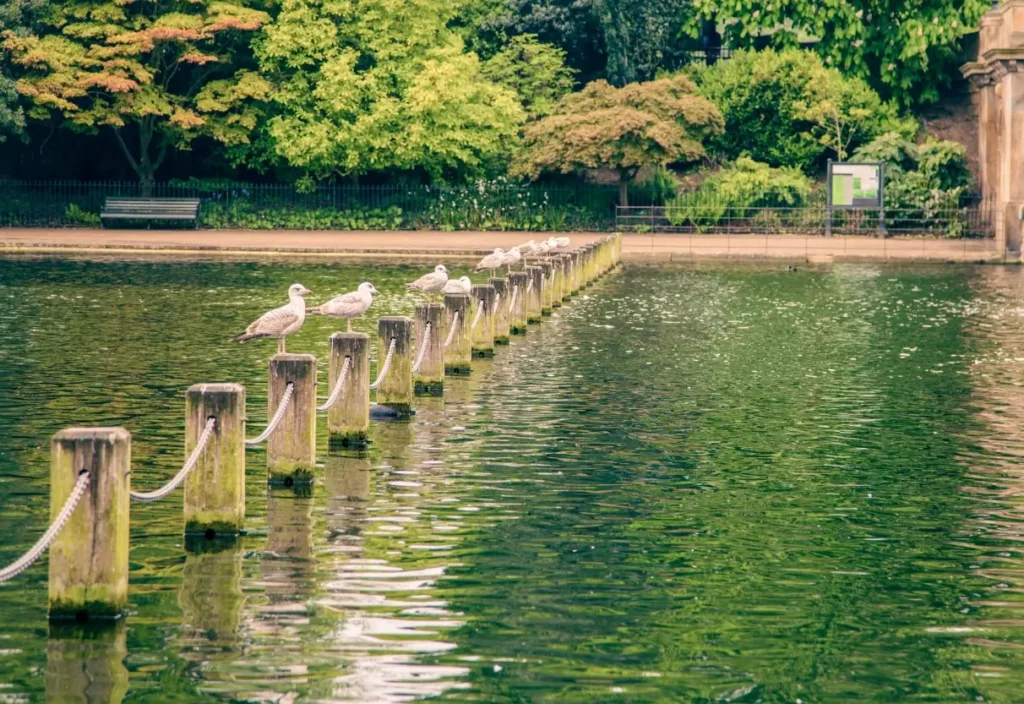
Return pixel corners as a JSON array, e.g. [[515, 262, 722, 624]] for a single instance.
[[511, 74, 722, 205], [256, 0, 525, 183], [690, 0, 989, 106], [0, 0, 47, 142], [3, 0, 271, 189], [482, 34, 575, 118]]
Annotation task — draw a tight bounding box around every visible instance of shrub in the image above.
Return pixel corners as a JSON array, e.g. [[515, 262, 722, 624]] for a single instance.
[[691, 49, 911, 172], [63, 203, 100, 227]]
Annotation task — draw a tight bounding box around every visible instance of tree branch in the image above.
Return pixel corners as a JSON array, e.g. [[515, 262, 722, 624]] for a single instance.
[[112, 127, 141, 178]]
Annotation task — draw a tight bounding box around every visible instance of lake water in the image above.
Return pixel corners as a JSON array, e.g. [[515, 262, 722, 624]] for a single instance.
[[1, 258, 1024, 703]]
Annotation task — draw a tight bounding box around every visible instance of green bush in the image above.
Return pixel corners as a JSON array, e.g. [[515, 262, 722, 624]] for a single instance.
[[631, 167, 678, 206], [63, 203, 100, 227], [200, 202, 404, 230], [665, 158, 814, 230], [691, 49, 911, 172]]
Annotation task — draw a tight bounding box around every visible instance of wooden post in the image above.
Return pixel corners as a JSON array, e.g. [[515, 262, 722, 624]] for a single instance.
[[539, 261, 554, 316], [525, 266, 543, 323], [470, 284, 496, 357], [550, 258, 563, 309], [489, 277, 511, 344], [268, 354, 316, 485], [571, 250, 582, 294], [414, 303, 444, 395], [444, 293, 472, 374], [559, 254, 572, 302], [375, 316, 413, 416], [49, 427, 130, 621], [328, 332, 369, 448], [585, 244, 596, 284], [508, 272, 529, 334], [184, 383, 245, 538]]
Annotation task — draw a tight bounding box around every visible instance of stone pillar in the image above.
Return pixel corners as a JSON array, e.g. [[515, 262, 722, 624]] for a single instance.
[[962, 2, 1024, 256], [489, 277, 511, 344], [414, 303, 445, 395], [470, 284, 496, 357], [267, 354, 316, 484], [327, 332, 369, 448]]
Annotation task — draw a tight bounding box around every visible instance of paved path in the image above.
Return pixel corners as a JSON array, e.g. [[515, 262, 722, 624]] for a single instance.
[[0, 228, 1008, 263]]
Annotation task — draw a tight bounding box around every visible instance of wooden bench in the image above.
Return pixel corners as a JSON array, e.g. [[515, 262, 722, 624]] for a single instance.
[[100, 197, 200, 228]]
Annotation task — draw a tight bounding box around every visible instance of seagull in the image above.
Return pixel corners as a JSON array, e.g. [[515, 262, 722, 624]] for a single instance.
[[234, 283, 311, 354], [554, 236, 571, 248], [514, 240, 541, 265], [442, 276, 472, 295], [501, 247, 522, 273], [474, 248, 506, 277], [545, 236, 561, 251], [535, 239, 551, 256], [407, 265, 449, 300], [307, 281, 378, 332]]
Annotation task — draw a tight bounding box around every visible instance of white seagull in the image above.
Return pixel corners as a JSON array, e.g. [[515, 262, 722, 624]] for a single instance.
[[235, 283, 311, 353], [474, 248, 506, 277], [501, 248, 522, 272], [535, 239, 552, 256], [442, 276, 473, 295], [554, 236, 571, 248], [514, 240, 541, 265], [307, 281, 378, 332], [407, 265, 449, 299]]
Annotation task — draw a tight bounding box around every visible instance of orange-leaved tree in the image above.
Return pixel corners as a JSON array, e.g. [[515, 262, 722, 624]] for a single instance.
[[511, 75, 723, 206], [2, 0, 270, 190]]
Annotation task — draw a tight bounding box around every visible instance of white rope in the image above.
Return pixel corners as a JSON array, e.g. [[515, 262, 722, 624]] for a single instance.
[[412, 323, 431, 373], [370, 337, 397, 390], [0, 470, 90, 583], [508, 285, 519, 313], [246, 382, 294, 446], [317, 356, 351, 412], [494, 293, 501, 310], [444, 312, 460, 348], [470, 301, 484, 330], [526, 278, 534, 294], [131, 417, 216, 503]]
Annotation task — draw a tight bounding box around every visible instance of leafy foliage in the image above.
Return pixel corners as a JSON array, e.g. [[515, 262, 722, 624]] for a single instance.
[[854, 132, 971, 213], [512, 75, 723, 204], [2, 0, 271, 185], [693, 49, 909, 171], [481, 34, 574, 118], [257, 0, 525, 182], [688, 0, 989, 107], [0, 0, 48, 141]]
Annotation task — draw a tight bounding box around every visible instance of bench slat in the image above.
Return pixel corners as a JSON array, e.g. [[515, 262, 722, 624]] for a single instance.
[[100, 196, 200, 226]]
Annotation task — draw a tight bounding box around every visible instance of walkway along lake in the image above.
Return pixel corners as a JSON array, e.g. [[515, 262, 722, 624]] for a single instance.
[[1, 256, 1024, 702]]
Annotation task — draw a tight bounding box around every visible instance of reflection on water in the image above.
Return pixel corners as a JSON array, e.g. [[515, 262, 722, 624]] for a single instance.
[[2, 259, 1024, 701]]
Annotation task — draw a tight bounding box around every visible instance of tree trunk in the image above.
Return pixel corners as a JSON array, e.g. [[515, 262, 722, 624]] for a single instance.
[[619, 180, 629, 208], [112, 121, 165, 195]]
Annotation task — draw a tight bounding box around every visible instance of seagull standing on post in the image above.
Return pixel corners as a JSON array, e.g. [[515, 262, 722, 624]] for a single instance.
[[474, 248, 506, 278], [501, 247, 522, 273], [307, 281, 378, 332], [234, 283, 312, 353], [407, 264, 449, 301], [442, 276, 473, 295]]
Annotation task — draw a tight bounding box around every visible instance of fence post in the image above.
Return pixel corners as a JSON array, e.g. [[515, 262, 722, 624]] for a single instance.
[[328, 333, 369, 448], [375, 316, 413, 416], [267, 354, 317, 485], [49, 428, 131, 621], [509, 272, 529, 333], [444, 293, 472, 375], [525, 266, 543, 323], [489, 277, 511, 344], [414, 303, 445, 395], [184, 383, 245, 538], [470, 284, 496, 357]]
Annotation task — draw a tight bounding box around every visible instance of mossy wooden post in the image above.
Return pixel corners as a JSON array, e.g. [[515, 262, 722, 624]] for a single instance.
[[444, 293, 472, 374], [489, 277, 511, 344], [550, 259, 563, 309], [539, 262, 554, 316], [184, 383, 244, 539], [571, 250, 583, 294], [508, 272, 529, 334], [414, 304, 444, 395], [559, 254, 573, 302], [49, 428, 130, 621], [470, 284, 496, 357], [525, 266, 543, 323], [328, 332, 369, 448], [585, 244, 597, 285], [268, 354, 316, 485], [376, 316, 413, 416]]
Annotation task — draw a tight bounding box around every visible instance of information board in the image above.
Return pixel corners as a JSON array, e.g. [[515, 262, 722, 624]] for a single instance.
[[828, 162, 883, 209]]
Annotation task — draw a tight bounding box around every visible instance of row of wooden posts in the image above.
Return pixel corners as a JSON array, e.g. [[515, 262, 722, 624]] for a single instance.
[[40, 236, 621, 621]]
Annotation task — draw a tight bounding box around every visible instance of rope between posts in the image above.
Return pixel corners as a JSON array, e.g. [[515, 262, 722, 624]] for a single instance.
[[0, 470, 90, 583], [317, 356, 351, 412], [471, 301, 484, 330], [526, 278, 533, 294], [508, 285, 519, 313], [131, 417, 216, 503], [370, 337, 397, 390], [246, 382, 294, 446], [444, 312, 460, 348], [412, 323, 431, 373]]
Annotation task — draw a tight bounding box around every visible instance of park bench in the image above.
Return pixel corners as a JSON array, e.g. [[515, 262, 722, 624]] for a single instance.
[[100, 197, 200, 228]]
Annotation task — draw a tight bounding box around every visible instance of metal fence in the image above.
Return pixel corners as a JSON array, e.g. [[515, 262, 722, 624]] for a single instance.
[[615, 205, 997, 239], [0, 181, 621, 231]]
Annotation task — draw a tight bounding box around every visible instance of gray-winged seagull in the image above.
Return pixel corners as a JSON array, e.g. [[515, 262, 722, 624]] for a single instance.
[[235, 283, 312, 353], [474, 249, 506, 277], [442, 276, 473, 295], [407, 265, 449, 300], [307, 281, 378, 332]]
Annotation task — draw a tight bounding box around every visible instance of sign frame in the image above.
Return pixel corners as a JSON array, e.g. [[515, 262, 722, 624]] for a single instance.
[[825, 160, 886, 237]]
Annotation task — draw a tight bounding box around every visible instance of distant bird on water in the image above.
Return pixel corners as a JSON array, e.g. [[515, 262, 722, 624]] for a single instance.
[[442, 276, 472, 295], [407, 265, 449, 300], [474, 249, 506, 277], [307, 281, 378, 332], [234, 283, 311, 353]]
